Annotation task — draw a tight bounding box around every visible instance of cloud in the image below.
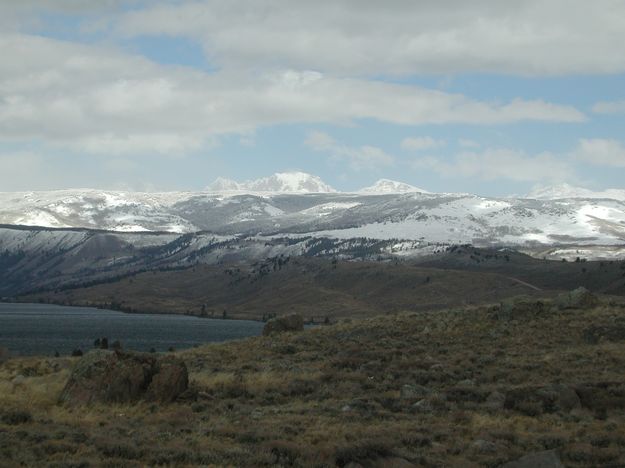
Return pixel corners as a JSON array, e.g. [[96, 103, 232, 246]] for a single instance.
[[116, 0, 625, 76], [458, 139, 480, 148], [305, 131, 394, 171], [401, 137, 446, 151], [412, 148, 574, 182], [574, 138, 625, 167], [0, 33, 585, 158], [592, 100, 625, 114]]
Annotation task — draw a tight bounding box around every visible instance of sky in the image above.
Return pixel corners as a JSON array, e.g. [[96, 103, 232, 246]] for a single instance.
[[0, 0, 624, 196]]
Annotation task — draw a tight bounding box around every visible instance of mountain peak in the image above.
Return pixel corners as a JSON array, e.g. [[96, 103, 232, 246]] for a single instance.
[[206, 172, 336, 193], [358, 179, 429, 194]]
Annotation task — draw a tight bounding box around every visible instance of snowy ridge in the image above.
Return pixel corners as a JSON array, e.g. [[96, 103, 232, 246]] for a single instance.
[[528, 183, 625, 201], [1, 175, 624, 249], [206, 171, 336, 193], [357, 179, 429, 194]]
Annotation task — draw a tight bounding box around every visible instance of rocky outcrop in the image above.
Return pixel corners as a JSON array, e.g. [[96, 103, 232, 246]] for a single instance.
[[263, 314, 304, 336], [59, 350, 188, 405]]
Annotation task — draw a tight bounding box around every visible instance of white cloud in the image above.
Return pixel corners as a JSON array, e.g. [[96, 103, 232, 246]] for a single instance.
[[116, 0, 625, 76], [305, 131, 394, 171], [401, 137, 446, 151], [592, 100, 625, 114], [0, 33, 585, 158], [412, 148, 574, 182], [458, 139, 480, 148], [574, 138, 625, 168]]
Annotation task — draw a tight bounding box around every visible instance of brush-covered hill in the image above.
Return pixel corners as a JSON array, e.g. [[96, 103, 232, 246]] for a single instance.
[[21, 252, 625, 320], [22, 257, 555, 320], [2, 295, 625, 466]]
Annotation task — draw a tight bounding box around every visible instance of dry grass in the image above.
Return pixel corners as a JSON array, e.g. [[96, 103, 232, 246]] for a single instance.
[[2, 299, 625, 466]]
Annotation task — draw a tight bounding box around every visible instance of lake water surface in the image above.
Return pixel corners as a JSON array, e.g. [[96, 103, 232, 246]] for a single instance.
[[0, 303, 264, 356]]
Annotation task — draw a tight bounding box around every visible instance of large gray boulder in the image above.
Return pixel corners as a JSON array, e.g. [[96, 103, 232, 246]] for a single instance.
[[263, 313, 304, 336], [59, 349, 188, 405], [500, 450, 564, 468]]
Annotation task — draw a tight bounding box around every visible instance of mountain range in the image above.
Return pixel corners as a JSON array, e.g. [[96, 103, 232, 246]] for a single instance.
[[1, 172, 624, 296], [0, 172, 623, 247]]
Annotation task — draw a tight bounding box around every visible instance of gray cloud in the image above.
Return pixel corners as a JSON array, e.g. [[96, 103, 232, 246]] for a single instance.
[[116, 0, 625, 76], [305, 131, 395, 171], [0, 34, 585, 156], [412, 148, 575, 183]]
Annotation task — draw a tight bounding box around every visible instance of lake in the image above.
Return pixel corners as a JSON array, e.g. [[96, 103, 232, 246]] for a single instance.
[[0, 303, 264, 356]]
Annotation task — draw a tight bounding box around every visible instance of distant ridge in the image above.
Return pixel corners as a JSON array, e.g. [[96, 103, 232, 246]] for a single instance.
[[358, 179, 429, 194]]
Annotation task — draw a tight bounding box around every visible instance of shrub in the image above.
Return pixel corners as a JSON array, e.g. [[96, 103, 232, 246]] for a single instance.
[[1, 410, 32, 425]]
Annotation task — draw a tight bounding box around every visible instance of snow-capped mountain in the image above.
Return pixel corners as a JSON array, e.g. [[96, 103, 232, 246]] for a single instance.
[[528, 184, 625, 201], [1, 174, 625, 250], [206, 171, 336, 193], [358, 179, 429, 194]]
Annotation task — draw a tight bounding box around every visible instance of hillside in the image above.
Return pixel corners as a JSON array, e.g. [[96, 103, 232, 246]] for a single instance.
[[22, 257, 557, 321], [2, 297, 625, 466], [20, 252, 625, 321]]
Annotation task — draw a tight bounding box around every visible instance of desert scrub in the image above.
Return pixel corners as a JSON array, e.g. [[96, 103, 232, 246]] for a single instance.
[[2, 301, 625, 466]]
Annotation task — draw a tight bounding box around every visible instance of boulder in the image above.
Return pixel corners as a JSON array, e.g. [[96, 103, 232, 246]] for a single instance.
[[145, 356, 190, 403], [263, 313, 304, 336], [500, 450, 564, 468], [59, 349, 188, 405], [556, 287, 598, 310]]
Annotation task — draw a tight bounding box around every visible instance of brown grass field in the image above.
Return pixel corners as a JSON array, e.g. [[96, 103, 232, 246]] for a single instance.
[[2, 294, 625, 466]]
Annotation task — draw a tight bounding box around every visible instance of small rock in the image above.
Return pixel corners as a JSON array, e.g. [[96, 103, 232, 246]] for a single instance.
[[263, 314, 304, 336], [500, 449, 564, 468]]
